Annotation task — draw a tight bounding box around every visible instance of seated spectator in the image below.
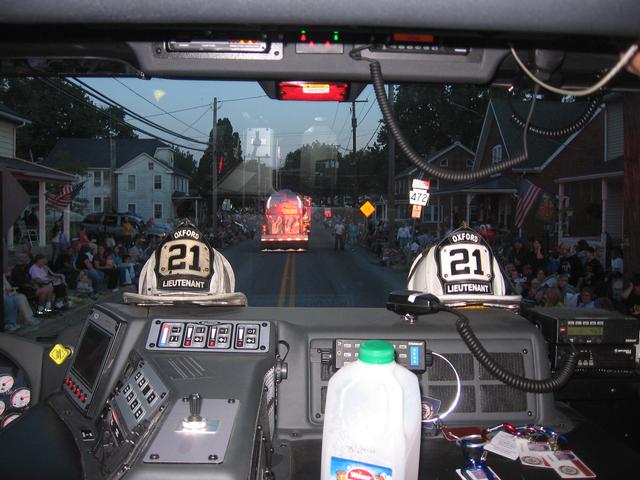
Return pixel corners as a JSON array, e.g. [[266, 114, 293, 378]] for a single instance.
[[577, 287, 596, 309], [542, 287, 564, 307], [594, 297, 614, 310], [4, 282, 19, 332], [546, 250, 561, 275], [75, 244, 104, 294], [78, 226, 90, 245], [557, 274, 578, 303], [94, 245, 119, 292], [53, 245, 79, 289], [526, 279, 544, 305], [4, 273, 38, 327], [113, 245, 136, 286], [27, 254, 59, 314]]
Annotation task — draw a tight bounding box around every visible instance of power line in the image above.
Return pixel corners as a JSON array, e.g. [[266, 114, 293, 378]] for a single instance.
[[146, 103, 210, 118], [173, 106, 211, 143], [71, 78, 210, 145], [112, 77, 209, 136], [38, 78, 207, 152], [363, 122, 382, 150]]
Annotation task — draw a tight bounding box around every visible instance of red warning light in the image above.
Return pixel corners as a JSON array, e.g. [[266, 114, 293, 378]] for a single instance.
[[277, 81, 349, 101]]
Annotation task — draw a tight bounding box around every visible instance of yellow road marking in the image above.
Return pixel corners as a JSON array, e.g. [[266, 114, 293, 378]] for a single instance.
[[288, 253, 296, 307], [277, 253, 291, 307]]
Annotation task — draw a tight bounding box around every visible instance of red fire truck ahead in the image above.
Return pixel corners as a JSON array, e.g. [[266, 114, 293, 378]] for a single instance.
[[261, 190, 310, 249]]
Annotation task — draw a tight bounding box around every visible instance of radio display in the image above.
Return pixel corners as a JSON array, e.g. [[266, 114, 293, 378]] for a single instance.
[[72, 323, 113, 390], [567, 326, 603, 336]]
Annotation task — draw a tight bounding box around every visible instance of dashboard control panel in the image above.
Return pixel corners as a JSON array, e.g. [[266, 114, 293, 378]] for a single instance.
[[146, 319, 271, 353], [334, 339, 427, 372], [113, 361, 168, 433]]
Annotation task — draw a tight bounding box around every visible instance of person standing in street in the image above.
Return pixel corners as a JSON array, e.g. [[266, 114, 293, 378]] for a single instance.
[[334, 218, 346, 251], [397, 223, 411, 251]]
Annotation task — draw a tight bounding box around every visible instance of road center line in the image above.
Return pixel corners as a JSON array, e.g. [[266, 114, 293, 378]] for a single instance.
[[288, 253, 296, 307], [277, 253, 291, 307]]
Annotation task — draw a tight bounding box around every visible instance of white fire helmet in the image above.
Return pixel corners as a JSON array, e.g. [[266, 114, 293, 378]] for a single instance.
[[123, 220, 247, 306], [407, 226, 521, 308]]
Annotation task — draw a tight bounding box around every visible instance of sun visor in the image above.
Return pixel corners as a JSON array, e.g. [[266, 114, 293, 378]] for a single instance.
[[407, 226, 521, 309], [123, 220, 247, 306]]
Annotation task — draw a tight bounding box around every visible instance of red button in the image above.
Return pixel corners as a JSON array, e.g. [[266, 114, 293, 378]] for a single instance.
[[209, 341, 215, 347], [185, 340, 191, 347]]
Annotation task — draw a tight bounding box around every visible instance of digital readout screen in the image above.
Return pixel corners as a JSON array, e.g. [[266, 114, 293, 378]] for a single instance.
[[567, 326, 603, 336]]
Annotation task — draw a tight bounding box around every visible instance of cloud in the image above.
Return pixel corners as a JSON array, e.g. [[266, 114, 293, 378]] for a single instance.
[[153, 89, 166, 102]]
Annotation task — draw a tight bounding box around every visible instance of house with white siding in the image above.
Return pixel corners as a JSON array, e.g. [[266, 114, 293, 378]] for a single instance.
[[44, 138, 190, 224]]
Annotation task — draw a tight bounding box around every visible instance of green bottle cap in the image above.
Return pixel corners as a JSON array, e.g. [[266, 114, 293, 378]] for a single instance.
[[358, 340, 395, 364]]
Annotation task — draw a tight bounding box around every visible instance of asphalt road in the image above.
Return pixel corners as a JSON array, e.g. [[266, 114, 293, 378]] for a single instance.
[[224, 223, 407, 307]]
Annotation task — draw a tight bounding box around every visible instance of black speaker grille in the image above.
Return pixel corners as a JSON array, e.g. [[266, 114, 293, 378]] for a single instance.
[[480, 385, 527, 412], [430, 353, 475, 381], [428, 385, 476, 413], [479, 353, 525, 380]]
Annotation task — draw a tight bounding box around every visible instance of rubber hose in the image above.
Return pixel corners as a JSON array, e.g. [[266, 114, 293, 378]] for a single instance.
[[368, 61, 531, 183], [444, 307, 578, 393], [509, 93, 601, 138]]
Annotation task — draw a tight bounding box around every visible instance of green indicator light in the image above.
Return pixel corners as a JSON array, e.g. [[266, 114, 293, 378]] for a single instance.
[[333, 31, 339, 41], [301, 29, 307, 35]]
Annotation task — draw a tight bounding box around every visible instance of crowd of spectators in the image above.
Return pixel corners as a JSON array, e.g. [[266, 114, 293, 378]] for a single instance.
[[333, 213, 639, 319], [4, 211, 259, 332]]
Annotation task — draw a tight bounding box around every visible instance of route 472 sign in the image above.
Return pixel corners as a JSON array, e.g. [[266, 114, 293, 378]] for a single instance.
[[409, 178, 430, 206]]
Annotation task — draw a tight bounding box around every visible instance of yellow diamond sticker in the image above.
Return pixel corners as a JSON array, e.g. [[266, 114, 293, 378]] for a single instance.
[[49, 344, 71, 366], [359, 200, 376, 218]]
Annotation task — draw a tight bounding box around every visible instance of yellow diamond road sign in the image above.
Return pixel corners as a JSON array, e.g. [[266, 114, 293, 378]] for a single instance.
[[49, 344, 72, 365], [359, 200, 376, 218]]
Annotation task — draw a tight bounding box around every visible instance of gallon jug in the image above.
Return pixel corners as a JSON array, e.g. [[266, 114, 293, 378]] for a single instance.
[[320, 340, 422, 480]]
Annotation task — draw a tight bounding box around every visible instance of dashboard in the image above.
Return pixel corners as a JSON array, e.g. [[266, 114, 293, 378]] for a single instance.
[[3, 301, 631, 479]]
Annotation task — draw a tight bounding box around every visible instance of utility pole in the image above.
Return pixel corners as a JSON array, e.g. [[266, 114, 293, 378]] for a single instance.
[[211, 97, 218, 231], [387, 84, 396, 236], [352, 100, 358, 204]]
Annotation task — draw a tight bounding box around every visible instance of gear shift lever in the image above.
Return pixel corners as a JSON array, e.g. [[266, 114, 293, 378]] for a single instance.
[[182, 393, 206, 430]]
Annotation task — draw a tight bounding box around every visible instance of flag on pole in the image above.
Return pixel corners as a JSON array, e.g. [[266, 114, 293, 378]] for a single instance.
[[514, 178, 541, 229], [46, 181, 85, 211]]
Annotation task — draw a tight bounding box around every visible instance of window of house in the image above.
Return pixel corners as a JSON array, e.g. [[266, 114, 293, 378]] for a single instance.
[[128, 175, 135, 191], [492, 144, 503, 163], [440, 157, 449, 167], [148, 162, 154, 170], [93, 197, 101, 212], [154, 203, 162, 219], [467, 158, 475, 168], [93, 171, 101, 187], [104, 197, 111, 211], [127, 203, 136, 213], [154, 175, 162, 190]]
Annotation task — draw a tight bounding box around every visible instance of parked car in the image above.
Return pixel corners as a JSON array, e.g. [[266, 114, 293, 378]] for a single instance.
[[81, 212, 144, 239]]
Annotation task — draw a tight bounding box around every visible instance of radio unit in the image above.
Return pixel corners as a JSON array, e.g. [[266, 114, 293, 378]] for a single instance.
[[524, 308, 639, 345], [553, 344, 637, 373]]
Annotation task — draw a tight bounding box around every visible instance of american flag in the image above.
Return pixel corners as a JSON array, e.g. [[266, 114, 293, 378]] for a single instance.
[[514, 178, 541, 229], [46, 181, 85, 211]]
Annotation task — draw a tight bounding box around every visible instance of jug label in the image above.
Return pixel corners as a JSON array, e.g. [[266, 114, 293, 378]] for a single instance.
[[330, 456, 393, 480]]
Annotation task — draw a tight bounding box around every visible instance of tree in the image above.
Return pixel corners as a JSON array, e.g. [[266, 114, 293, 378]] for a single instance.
[[373, 84, 489, 174], [174, 149, 196, 179], [0, 77, 137, 161], [279, 142, 342, 198], [194, 117, 243, 194]]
